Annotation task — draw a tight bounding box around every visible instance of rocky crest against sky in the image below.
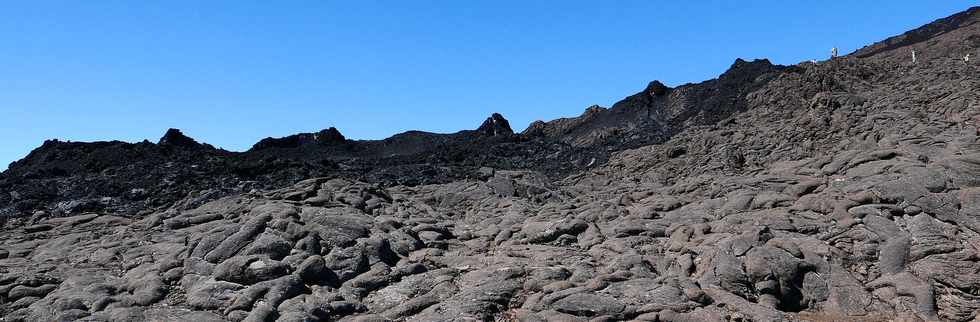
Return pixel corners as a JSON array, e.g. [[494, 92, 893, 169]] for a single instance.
[[1, 6, 980, 322]]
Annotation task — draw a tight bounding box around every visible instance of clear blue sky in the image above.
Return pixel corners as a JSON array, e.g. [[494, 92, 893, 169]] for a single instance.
[[1, 1, 977, 170]]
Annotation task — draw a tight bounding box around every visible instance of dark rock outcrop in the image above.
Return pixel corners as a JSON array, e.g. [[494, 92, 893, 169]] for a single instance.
[[158, 128, 206, 149], [476, 113, 514, 136], [251, 127, 347, 150]]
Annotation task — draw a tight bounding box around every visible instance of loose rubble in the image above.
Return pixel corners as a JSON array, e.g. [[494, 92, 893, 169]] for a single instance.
[[2, 6, 980, 322]]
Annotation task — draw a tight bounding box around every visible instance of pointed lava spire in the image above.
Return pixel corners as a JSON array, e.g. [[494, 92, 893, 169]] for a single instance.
[[476, 113, 514, 136], [158, 128, 203, 148], [313, 127, 346, 145], [645, 80, 669, 97]]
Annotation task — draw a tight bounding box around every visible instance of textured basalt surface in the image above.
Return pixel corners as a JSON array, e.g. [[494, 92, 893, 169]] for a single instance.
[[2, 6, 980, 322]]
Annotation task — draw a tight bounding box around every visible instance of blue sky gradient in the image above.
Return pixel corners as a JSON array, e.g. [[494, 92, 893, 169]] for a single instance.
[[2, 1, 977, 170]]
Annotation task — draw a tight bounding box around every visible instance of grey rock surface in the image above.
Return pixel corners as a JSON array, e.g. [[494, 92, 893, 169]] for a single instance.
[[3, 6, 980, 322]]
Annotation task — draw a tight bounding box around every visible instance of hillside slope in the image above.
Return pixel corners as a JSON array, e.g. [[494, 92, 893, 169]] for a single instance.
[[0, 48, 789, 221], [1, 6, 980, 322]]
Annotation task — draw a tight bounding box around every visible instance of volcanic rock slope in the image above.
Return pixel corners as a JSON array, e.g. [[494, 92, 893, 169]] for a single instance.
[[3, 7, 980, 322]]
